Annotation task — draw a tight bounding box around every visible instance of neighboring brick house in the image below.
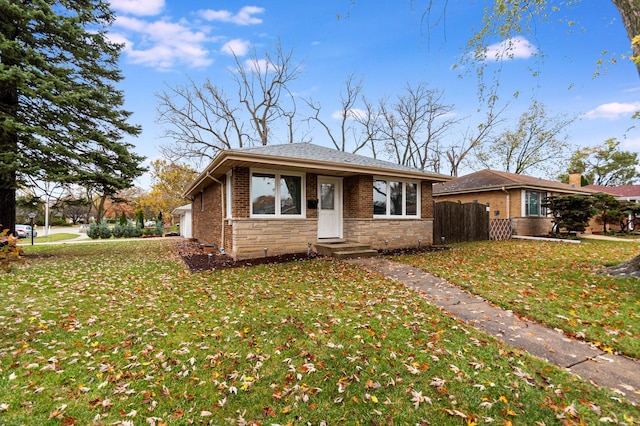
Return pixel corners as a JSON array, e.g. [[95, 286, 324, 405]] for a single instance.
[[583, 184, 640, 203], [182, 143, 451, 259], [433, 170, 596, 237], [583, 184, 640, 232]]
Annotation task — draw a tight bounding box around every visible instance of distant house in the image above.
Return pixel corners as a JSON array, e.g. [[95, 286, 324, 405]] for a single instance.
[[583, 184, 640, 203], [182, 143, 450, 259], [433, 169, 596, 237], [172, 204, 192, 239], [583, 184, 640, 232]]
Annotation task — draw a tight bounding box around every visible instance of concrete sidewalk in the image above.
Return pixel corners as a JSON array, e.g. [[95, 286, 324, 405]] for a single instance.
[[348, 257, 640, 406]]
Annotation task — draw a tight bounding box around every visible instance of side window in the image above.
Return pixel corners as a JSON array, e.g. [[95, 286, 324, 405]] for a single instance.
[[250, 170, 305, 217]]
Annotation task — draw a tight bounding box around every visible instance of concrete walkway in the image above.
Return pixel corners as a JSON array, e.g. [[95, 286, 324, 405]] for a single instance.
[[348, 257, 640, 406], [581, 234, 640, 242]]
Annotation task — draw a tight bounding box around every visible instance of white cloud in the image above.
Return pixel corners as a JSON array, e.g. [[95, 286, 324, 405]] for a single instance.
[[221, 39, 251, 56], [482, 36, 537, 61], [621, 136, 640, 150], [109, 0, 165, 16], [113, 16, 212, 70], [244, 58, 276, 74], [584, 102, 640, 120], [331, 108, 366, 120], [200, 6, 264, 25]]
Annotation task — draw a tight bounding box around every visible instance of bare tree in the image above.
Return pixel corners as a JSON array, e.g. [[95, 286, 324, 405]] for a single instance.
[[378, 83, 458, 172], [445, 103, 507, 176], [156, 42, 303, 164], [305, 75, 375, 154], [352, 96, 385, 159], [473, 101, 576, 176]]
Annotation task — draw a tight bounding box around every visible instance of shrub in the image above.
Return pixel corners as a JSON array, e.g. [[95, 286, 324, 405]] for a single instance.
[[112, 223, 141, 238], [112, 223, 125, 238], [87, 220, 112, 239], [136, 210, 144, 229], [141, 227, 157, 237], [51, 218, 70, 226], [119, 212, 127, 226]]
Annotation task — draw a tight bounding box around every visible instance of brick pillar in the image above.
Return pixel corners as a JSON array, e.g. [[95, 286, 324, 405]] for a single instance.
[[233, 167, 250, 218]]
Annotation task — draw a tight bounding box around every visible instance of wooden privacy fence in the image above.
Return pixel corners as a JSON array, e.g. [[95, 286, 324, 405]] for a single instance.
[[434, 201, 489, 244]]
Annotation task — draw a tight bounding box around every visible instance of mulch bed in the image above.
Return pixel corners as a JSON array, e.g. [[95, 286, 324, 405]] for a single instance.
[[176, 240, 448, 272]]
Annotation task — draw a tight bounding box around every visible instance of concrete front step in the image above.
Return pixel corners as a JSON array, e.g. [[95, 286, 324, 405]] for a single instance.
[[315, 242, 378, 259], [333, 249, 379, 260]]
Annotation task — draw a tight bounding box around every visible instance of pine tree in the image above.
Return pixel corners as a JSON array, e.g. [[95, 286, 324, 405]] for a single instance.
[[0, 0, 145, 234]]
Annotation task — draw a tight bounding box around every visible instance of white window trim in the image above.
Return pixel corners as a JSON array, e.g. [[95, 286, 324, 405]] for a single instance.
[[373, 177, 421, 218], [226, 171, 232, 219], [522, 190, 548, 217], [250, 169, 306, 218]]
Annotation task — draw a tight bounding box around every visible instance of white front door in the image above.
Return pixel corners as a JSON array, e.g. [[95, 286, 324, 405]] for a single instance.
[[317, 176, 343, 239]]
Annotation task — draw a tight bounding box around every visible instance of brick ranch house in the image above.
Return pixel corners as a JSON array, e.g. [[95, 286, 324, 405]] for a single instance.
[[433, 169, 597, 236], [182, 143, 451, 259]]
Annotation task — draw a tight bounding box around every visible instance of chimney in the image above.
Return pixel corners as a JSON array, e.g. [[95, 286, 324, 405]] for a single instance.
[[568, 170, 582, 187]]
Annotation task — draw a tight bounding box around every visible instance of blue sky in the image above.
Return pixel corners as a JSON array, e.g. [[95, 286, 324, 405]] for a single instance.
[[106, 0, 640, 188]]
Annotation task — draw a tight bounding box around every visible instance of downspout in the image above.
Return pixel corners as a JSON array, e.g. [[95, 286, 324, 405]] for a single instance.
[[501, 186, 511, 235], [501, 187, 510, 219], [204, 172, 226, 252]]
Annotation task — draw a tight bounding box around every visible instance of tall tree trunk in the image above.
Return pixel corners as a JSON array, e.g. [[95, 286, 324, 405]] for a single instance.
[[0, 11, 19, 235], [612, 0, 640, 76], [0, 185, 16, 234]]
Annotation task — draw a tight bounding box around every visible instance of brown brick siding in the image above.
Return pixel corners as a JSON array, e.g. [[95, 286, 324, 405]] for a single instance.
[[192, 182, 223, 248], [344, 175, 373, 218], [306, 173, 318, 219], [232, 167, 250, 218], [511, 217, 553, 236], [421, 181, 433, 219], [435, 189, 520, 220]]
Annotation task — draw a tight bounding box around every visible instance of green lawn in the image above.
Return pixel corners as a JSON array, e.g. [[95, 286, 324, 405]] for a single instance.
[[32, 233, 82, 243], [394, 239, 640, 360], [0, 240, 637, 424]]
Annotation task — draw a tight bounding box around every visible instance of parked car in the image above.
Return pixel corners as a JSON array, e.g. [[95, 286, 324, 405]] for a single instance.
[[144, 220, 156, 227], [14, 224, 37, 239]]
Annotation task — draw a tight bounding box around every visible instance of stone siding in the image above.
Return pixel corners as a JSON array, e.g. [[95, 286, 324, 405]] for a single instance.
[[344, 218, 433, 249], [231, 218, 317, 259]]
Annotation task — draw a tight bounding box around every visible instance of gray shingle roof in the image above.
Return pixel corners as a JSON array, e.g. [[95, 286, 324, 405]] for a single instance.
[[433, 169, 595, 195], [237, 143, 430, 175]]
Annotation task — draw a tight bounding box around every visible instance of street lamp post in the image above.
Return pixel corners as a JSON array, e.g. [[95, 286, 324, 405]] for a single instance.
[[28, 213, 36, 246]]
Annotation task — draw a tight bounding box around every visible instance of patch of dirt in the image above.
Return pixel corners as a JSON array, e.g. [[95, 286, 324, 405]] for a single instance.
[[176, 240, 320, 272], [176, 240, 449, 272]]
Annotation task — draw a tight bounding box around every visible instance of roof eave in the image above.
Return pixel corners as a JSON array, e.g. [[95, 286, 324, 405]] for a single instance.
[[184, 150, 451, 197], [434, 183, 595, 197]]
